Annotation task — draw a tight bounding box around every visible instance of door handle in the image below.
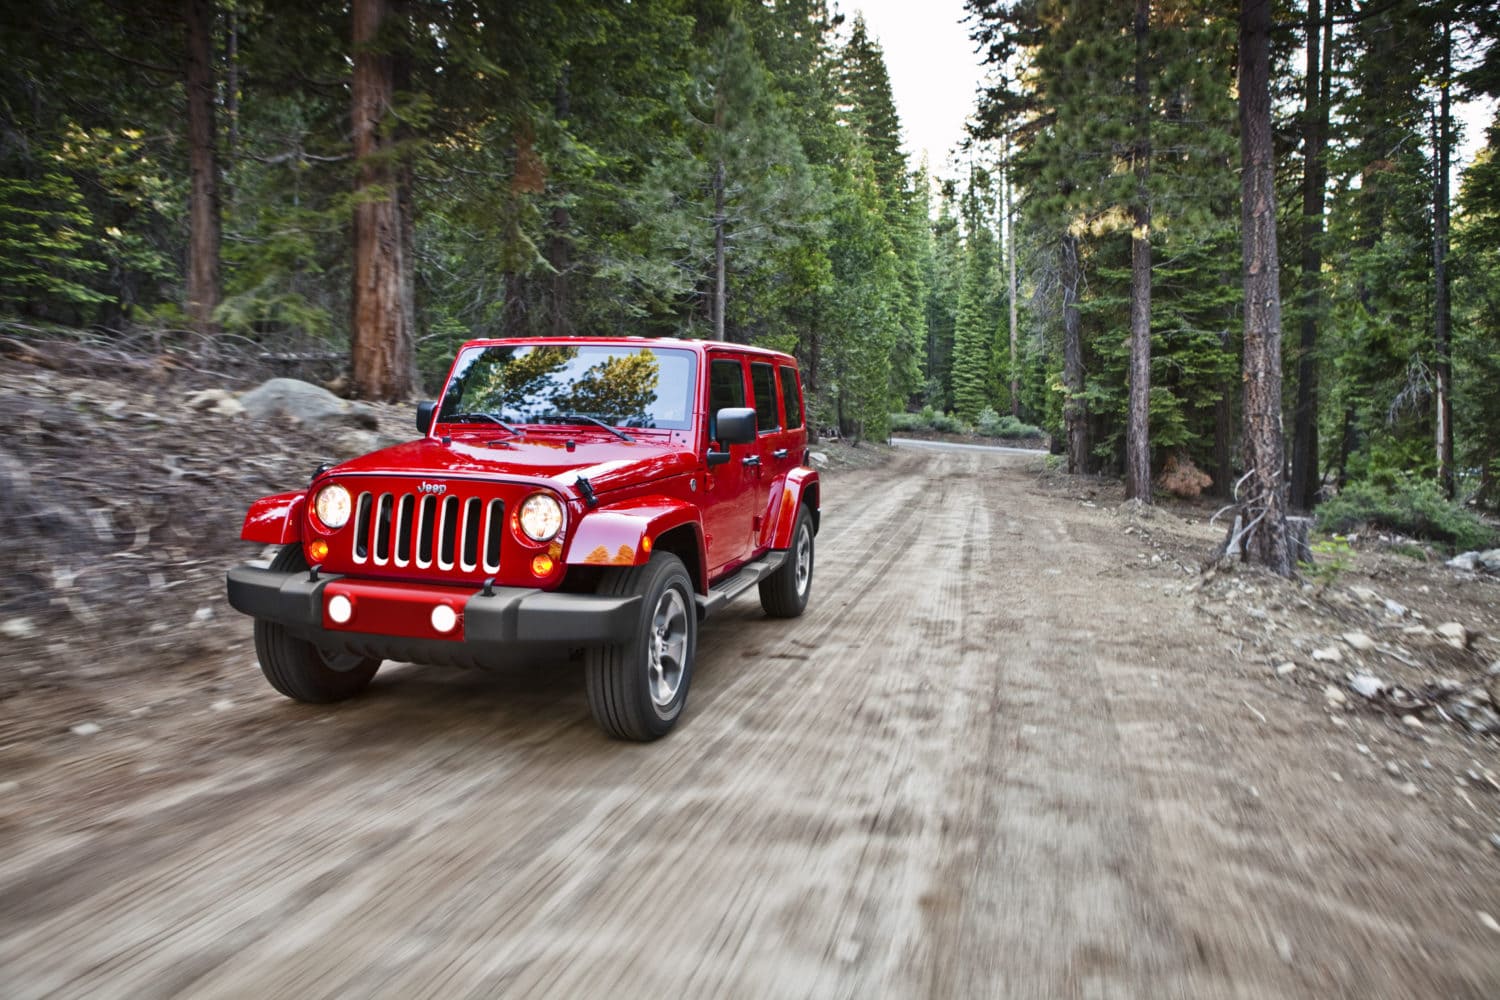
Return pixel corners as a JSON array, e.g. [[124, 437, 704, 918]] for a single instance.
[[772, 448, 789, 459], [742, 455, 761, 467]]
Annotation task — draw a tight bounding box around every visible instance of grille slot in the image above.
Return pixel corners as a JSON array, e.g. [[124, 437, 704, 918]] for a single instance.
[[350, 488, 503, 576], [483, 500, 504, 573], [438, 496, 459, 570]]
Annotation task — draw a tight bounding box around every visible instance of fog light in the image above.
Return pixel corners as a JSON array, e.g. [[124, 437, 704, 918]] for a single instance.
[[431, 604, 458, 633], [327, 593, 353, 624], [531, 554, 554, 576], [309, 539, 329, 562]]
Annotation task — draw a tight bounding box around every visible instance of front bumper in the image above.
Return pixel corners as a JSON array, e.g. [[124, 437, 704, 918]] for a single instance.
[[226, 564, 640, 668]]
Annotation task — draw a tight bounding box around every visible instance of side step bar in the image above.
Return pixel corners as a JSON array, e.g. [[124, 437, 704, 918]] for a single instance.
[[695, 550, 788, 619]]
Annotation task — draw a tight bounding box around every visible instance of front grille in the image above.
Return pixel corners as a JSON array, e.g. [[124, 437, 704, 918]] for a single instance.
[[351, 489, 504, 575]]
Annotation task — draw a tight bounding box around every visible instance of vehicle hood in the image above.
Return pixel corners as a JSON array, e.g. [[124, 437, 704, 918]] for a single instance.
[[327, 434, 694, 497]]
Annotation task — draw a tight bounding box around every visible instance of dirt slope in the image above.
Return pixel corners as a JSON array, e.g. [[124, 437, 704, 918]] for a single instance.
[[2, 444, 1499, 998]]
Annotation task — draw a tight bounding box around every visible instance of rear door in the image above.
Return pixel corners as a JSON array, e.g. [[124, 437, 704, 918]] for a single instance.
[[748, 359, 793, 549], [701, 354, 758, 577]]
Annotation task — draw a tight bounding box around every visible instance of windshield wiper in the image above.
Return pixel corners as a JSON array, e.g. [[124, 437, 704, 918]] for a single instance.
[[542, 413, 633, 442], [449, 411, 520, 434]]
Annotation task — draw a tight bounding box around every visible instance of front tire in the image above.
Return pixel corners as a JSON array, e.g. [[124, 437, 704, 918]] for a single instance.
[[585, 553, 696, 741], [253, 543, 381, 703], [759, 506, 815, 618]]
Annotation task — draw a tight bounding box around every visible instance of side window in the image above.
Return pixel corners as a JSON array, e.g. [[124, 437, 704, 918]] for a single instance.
[[750, 362, 780, 433], [778, 364, 803, 429], [708, 358, 745, 440]]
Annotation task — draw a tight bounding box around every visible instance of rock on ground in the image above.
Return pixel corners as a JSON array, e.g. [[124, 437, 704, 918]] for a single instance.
[[240, 378, 379, 430]]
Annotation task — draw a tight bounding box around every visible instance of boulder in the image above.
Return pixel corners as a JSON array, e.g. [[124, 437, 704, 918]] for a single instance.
[[185, 388, 245, 418], [1478, 549, 1500, 574], [240, 378, 378, 429], [1435, 622, 1473, 650], [330, 428, 397, 459], [1448, 551, 1480, 571]]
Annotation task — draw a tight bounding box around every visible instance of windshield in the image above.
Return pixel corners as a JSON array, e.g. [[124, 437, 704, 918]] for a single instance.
[[436, 344, 697, 431]]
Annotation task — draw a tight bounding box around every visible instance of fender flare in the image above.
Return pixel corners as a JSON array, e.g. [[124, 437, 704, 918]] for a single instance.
[[768, 467, 820, 549], [241, 491, 306, 544], [564, 496, 706, 586]]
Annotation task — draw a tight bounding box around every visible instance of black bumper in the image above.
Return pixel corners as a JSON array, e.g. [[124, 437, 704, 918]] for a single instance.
[[225, 564, 641, 668]]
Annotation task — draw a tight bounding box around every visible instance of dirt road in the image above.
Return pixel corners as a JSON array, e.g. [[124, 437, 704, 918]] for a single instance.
[[3, 444, 1498, 998]]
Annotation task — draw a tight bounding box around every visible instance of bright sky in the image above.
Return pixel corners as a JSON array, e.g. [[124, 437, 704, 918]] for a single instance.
[[845, 2, 1495, 183], [845, 0, 981, 176]]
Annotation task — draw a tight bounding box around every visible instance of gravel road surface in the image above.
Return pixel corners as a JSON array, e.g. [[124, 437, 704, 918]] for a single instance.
[[2, 444, 1497, 998]]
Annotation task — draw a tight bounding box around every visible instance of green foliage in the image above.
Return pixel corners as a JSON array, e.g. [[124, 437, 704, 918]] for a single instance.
[[890, 405, 968, 436], [1316, 478, 1496, 553], [976, 407, 1044, 440], [1299, 535, 1354, 588], [0, 173, 110, 307]]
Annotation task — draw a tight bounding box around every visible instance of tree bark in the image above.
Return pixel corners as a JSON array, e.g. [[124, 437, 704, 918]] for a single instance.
[[1234, 0, 1292, 575], [1124, 0, 1153, 502], [1061, 233, 1088, 475], [1290, 0, 1330, 510], [712, 156, 727, 342], [548, 65, 573, 338], [183, 0, 220, 334], [351, 0, 416, 401], [1433, 17, 1454, 498]]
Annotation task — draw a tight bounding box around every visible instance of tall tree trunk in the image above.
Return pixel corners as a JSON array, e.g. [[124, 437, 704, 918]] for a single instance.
[[1061, 233, 1088, 475], [183, 0, 220, 334], [1234, 0, 1292, 575], [548, 65, 573, 338], [1433, 17, 1454, 498], [1004, 143, 1019, 417], [1290, 0, 1330, 510], [1124, 0, 1153, 502], [351, 0, 415, 401], [712, 156, 727, 342]]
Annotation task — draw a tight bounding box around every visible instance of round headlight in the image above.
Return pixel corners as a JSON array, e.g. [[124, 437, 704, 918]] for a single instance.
[[314, 483, 352, 530], [518, 492, 564, 542]]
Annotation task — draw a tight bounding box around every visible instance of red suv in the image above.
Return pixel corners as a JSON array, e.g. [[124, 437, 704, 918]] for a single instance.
[[226, 338, 819, 740]]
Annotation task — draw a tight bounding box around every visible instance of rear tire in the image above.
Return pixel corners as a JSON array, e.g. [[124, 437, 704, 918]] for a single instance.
[[253, 543, 381, 703], [585, 553, 696, 741], [759, 506, 814, 618]]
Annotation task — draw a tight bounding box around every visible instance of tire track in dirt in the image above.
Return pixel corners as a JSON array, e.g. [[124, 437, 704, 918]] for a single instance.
[[4, 445, 1499, 999]]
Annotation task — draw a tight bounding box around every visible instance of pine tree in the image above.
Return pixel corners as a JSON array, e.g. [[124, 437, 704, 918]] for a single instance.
[[952, 168, 1001, 422]]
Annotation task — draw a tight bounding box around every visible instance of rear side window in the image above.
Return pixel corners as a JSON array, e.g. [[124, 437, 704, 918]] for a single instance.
[[750, 363, 780, 432], [778, 365, 803, 428]]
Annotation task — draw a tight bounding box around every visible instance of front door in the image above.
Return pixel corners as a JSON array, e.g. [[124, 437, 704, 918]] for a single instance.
[[701, 355, 758, 577]]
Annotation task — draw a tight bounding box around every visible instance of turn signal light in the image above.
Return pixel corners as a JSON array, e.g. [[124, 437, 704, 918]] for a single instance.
[[641, 535, 653, 554], [531, 554, 555, 576], [309, 539, 329, 562]]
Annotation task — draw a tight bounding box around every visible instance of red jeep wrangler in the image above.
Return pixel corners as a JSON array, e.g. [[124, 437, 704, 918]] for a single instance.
[[226, 338, 819, 740]]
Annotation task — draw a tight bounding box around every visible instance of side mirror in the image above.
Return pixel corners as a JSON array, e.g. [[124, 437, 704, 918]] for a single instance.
[[715, 407, 756, 446], [416, 400, 436, 435]]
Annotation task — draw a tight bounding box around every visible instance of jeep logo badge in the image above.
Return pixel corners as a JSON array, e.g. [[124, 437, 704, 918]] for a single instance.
[[418, 481, 447, 495]]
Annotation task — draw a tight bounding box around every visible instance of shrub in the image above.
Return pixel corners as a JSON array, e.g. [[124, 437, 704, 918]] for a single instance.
[[890, 407, 969, 435], [929, 411, 968, 435], [1316, 477, 1497, 553], [976, 407, 1044, 440]]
